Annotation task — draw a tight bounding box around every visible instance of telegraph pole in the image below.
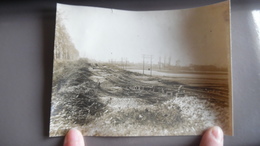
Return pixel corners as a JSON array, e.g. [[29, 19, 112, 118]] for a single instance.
[[125, 58, 127, 69], [143, 54, 145, 75], [121, 58, 123, 69], [142, 54, 153, 76], [159, 56, 161, 70], [150, 55, 153, 76]]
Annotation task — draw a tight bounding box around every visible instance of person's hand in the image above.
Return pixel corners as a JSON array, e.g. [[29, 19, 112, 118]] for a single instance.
[[63, 128, 85, 146], [200, 126, 224, 146], [63, 126, 223, 146]]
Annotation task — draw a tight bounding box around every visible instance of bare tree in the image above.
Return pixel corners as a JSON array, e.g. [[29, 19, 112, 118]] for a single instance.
[[54, 11, 79, 60]]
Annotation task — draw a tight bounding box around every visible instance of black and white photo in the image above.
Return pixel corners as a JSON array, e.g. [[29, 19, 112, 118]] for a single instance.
[[50, 1, 232, 137]]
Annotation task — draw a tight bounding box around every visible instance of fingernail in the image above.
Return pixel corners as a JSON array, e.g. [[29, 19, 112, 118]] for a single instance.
[[64, 128, 82, 146], [211, 126, 223, 143]]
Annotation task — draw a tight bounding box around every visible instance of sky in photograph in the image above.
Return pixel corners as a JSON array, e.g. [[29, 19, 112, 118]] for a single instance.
[[57, 2, 230, 67]]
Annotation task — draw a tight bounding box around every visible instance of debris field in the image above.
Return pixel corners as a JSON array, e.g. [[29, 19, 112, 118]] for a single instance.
[[50, 59, 230, 136]]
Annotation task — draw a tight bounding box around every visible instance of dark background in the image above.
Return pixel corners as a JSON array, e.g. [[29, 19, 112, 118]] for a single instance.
[[0, 0, 260, 145]]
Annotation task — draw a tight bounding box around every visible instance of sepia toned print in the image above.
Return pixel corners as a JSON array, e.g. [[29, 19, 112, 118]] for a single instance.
[[50, 1, 232, 137]]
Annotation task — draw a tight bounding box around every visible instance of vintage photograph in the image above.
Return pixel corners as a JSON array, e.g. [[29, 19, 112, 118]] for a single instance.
[[50, 1, 232, 137]]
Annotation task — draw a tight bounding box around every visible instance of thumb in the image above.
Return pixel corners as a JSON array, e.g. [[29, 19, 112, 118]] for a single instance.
[[64, 128, 85, 146], [200, 126, 224, 146]]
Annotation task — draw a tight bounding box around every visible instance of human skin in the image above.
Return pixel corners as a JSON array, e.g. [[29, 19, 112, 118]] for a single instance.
[[63, 126, 223, 146]]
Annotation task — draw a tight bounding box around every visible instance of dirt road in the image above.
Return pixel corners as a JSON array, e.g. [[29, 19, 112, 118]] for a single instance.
[[50, 60, 230, 136]]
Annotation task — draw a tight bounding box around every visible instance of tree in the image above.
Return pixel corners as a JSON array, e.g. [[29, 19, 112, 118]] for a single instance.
[[54, 11, 79, 60]]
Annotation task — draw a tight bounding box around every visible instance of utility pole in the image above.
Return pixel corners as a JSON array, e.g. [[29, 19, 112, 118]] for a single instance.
[[150, 55, 153, 76], [168, 56, 171, 66], [142, 54, 153, 76], [164, 56, 166, 69], [159, 56, 161, 70], [125, 58, 127, 69], [121, 57, 124, 69], [143, 54, 145, 75]]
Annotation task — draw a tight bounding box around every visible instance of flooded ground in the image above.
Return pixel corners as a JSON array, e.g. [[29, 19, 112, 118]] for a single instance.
[[50, 59, 230, 136], [127, 69, 228, 79]]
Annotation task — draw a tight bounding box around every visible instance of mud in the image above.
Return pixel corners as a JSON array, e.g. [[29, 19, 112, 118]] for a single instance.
[[50, 59, 230, 136]]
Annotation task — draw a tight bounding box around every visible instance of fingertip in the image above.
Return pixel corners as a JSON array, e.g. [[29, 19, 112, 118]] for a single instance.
[[64, 128, 85, 146], [211, 126, 223, 143], [200, 126, 223, 146]]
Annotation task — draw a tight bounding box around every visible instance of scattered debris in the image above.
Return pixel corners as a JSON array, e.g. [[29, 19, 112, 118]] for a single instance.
[[50, 59, 229, 136]]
